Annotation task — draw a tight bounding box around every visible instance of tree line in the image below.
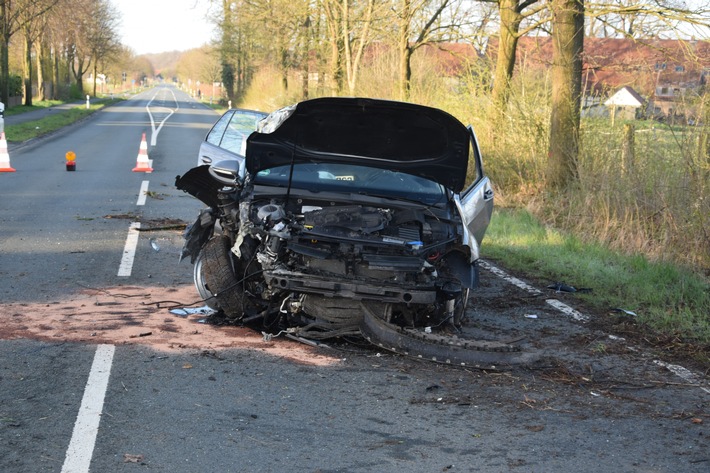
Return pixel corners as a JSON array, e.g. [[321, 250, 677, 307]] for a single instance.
[[2, 0, 706, 189], [0, 0, 121, 107], [211, 0, 707, 188]]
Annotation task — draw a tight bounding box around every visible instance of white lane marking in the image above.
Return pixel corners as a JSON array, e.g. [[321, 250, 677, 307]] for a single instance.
[[480, 259, 708, 394], [117, 222, 141, 277], [61, 344, 115, 473], [478, 260, 542, 295], [653, 360, 710, 394], [146, 88, 178, 146], [479, 260, 587, 321], [545, 298, 589, 322], [137, 180, 149, 206]]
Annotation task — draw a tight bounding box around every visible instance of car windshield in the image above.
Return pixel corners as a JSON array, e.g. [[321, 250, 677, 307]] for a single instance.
[[253, 163, 448, 205]]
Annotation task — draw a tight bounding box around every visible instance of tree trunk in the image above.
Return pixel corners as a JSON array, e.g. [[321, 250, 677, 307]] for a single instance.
[[397, 0, 412, 101], [491, 0, 523, 109], [301, 16, 310, 100], [24, 33, 33, 106], [36, 40, 45, 101], [92, 61, 98, 97], [547, 0, 584, 189], [1, 2, 10, 106], [280, 45, 289, 91], [53, 45, 60, 100]]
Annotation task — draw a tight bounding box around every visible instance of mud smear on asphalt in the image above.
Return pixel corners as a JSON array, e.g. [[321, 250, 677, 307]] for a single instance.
[[0, 283, 339, 366]]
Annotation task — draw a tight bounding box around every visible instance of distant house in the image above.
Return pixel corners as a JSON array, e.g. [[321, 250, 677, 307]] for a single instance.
[[604, 86, 646, 122], [487, 37, 709, 119]]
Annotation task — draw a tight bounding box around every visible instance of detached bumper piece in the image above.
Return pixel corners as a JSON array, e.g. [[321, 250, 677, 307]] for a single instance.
[[359, 304, 541, 370]]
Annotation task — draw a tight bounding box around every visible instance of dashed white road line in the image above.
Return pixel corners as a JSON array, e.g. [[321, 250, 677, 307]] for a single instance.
[[117, 222, 141, 277], [480, 259, 708, 394], [653, 360, 710, 394], [478, 260, 542, 295], [61, 344, 115, 473], [544, 298, 589, 322], [137, 180, 149, 206]]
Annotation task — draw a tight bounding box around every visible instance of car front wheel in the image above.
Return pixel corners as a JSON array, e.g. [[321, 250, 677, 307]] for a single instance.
[[200, 235, 247, 319]]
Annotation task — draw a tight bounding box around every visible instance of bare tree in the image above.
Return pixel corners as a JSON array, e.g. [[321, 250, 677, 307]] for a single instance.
[[393, 0, 472, 100], [488, 0, 547, 108], [322, 0, 381, 95], [0, 0, 59, 104], [586, 0, 710, 39], [19, 0, 61, 105], [87, 0, 121, 96], [58, 0, 120, 96]]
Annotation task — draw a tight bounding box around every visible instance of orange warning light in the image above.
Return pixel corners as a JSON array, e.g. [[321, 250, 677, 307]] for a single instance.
[[65, 151, 76, 171]]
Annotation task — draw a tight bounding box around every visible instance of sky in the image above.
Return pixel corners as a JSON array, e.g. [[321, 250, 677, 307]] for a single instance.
[[113, 0, 216, 55]]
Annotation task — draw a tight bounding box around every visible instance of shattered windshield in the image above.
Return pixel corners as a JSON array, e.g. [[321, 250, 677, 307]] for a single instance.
[[253, 163, 448, 205]]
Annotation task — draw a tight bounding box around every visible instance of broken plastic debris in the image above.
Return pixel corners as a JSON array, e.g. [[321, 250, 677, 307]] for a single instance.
[[547, 282, 577, 292], [524, 314, 538, 319], [170, 306, 217, 317], [613, 308, 637, 317], [123, 454, 144, 463], [547, 282, 592, 293], [149, 238, 160, 252], [424, 326, 432, 334], [129, 331, 152, 338]]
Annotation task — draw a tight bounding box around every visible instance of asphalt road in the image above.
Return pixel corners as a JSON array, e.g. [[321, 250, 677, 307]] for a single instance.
[[0, 87, 707, 472]]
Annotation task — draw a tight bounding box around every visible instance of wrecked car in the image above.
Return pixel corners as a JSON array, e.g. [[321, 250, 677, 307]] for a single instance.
[[197, 107, 268, 166], [177, 97, 533, 366]]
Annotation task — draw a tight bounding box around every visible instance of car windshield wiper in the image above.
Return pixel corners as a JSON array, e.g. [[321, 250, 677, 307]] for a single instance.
[[354, 190, 443, 207]]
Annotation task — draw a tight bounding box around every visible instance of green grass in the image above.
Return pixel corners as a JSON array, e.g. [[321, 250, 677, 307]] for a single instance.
[[5, 98, 123, 142], [4, 100, 66, 117], [482, 208, 710, 345]]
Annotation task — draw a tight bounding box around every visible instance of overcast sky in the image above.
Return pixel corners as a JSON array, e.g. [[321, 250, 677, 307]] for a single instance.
[[113, 0, 216, 55]]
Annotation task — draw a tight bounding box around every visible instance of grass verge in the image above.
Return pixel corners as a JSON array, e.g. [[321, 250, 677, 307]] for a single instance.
[[482, 208, 710, 353], [4, 100, 65, 117], [5, 98, 124, 142]]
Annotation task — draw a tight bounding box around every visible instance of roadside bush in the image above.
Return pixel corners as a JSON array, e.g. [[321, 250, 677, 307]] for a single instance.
[[8, 75, 23, 96]]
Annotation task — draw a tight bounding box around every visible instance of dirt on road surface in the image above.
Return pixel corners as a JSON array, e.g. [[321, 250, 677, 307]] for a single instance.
[[1, 252, 708, 469]]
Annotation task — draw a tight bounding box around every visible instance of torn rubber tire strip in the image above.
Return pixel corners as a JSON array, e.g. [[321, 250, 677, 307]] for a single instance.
[[360, 305, 541, 369]]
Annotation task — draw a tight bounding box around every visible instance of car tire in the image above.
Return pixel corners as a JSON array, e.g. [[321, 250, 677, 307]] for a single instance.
[[201, 235, 247, 319], [192, 251, 220, 310]]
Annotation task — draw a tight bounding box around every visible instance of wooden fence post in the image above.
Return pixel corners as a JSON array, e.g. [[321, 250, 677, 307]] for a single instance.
[[621, 123, 635, 174]]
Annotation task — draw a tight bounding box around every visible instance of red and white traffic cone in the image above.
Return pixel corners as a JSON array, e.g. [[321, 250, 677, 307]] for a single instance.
[[0, 132, 16, 172], [132, 133, 153, 173]]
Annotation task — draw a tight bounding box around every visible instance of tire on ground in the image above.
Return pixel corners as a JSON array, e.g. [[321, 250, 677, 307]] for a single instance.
[[200, 235, 247, 319]]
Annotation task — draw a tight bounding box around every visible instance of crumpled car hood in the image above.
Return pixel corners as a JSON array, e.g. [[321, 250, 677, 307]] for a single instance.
[[246, 97, 470, 192]]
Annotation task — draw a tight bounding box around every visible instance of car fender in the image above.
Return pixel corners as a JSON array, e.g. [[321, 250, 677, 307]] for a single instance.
[[441, 251, 480, 289]]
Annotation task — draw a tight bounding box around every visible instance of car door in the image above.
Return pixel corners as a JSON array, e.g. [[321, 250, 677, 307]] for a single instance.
[[456, 127, 494, 253], [197, 109, 268, 167]]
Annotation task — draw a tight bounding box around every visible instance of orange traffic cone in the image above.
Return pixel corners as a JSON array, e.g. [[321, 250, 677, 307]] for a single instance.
[[132, 133, 153, 172], [0, 132, 15, 172]]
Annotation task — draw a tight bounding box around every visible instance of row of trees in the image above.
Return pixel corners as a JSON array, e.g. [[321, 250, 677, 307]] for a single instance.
[[0, 0, 123, 106], [209, 0, 707, 188], [1, 0, 707, 189]]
